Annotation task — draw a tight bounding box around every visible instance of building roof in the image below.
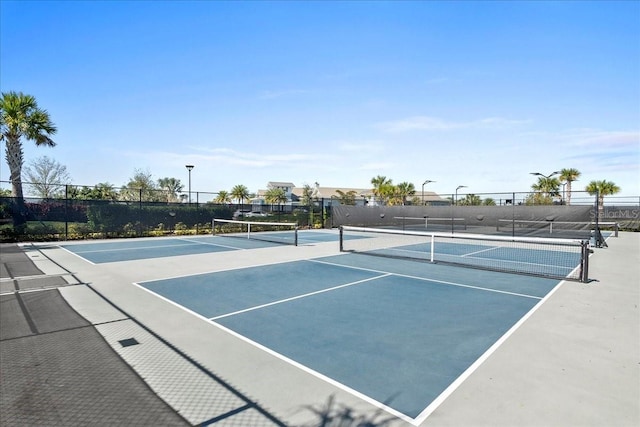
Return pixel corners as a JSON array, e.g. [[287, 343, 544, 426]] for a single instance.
[[267, 181, 296, 188]]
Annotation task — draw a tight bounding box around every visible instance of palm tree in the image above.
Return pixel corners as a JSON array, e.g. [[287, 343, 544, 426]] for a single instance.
[[459, 194, 482, 206], [1, 91, 57, 225], [264, 187, 287, 207], [72, 182, 118, 200], [157, 177, 183, 203], [230, 184, 250, 210], [300, 184, 314, 206], [586, 180, 621, 219], [559, 168, 581, 205], [263, 187, 286, 219], [395, 182, 416, 206], [371, 175, 392, 206], [530, 176, 560, 204], [214, 190, 231, 204]]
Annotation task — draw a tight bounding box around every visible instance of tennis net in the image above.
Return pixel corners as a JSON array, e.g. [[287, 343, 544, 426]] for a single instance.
[[339, 225, 590, 282], [393, 216, 467, 232], [496, 219, 619, 239], [212, 218, 298, 246]]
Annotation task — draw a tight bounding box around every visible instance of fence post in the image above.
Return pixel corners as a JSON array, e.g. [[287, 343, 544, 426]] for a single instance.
[[138, 188, 143, 236], [64, 185, 69, 240], [512, 192, 516, 237]]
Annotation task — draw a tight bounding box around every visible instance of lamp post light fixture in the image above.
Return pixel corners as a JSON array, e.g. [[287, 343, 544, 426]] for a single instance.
[[455, 185, 467, 206], [186, 165, 194, 205], [530, 171, 560, 179], [422, 180, 435, 206]]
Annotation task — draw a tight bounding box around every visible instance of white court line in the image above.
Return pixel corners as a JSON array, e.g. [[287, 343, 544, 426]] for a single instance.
[[309, 259, 543, 300], [68, 242, 207, 254], [461, 246, 501, 257], [57, 245, 97, 265], [134, 280, 420, 425], [177, 237, 245, 250], [210, 273, 392, 320], [412, 276, 569, 424]]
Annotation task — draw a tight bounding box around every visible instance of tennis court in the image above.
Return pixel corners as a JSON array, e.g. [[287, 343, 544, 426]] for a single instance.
[[138, 246, 565, 422], [10, 225, 638, 426], [60, 229, 342, 264], [57, 225, 588, 421]]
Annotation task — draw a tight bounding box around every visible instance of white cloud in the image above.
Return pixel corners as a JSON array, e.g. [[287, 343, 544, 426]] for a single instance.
[[377, 115, 530, 132], [566, 129, 639, 149]]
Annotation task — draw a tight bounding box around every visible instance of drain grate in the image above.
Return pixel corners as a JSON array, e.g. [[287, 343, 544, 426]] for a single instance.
[[118, 338, 140, 347]]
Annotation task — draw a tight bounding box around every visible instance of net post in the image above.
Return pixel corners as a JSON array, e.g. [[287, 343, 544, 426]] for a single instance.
[[294, 225, 299, 246], [339, 226, 344, 252], [593, 190, 605, 248], [580, 240, 590, 283], [212, 218, 216, 236], [247, 223, 251, 239], [430, 234, 435, 263]]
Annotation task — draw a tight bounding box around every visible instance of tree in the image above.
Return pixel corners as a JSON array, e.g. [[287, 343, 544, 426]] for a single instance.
[[483, 197, 496, 206], [395, 182, 416, 206], [23, 155, 71, 199], [121, 169, 161, 202], [157, 177, 183, 203], [371, 175, 393, 205], [559, 168, 581, 205], [230, 184, 250, 207], [1, 91, 57, 225], [458, 194, 482, 206], [214, 190, 231, 204], [586, 180, 621, 219], [530, 176, 560, 204], [264, 187, 287, 206], [70, 182, 118, 200], [300, 184, 314, 206], [335, 189, 357, 205]]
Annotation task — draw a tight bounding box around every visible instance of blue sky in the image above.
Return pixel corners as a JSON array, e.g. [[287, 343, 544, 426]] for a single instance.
[[2, 0, 639, 198]]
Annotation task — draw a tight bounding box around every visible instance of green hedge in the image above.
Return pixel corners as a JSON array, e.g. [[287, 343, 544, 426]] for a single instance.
[[86, 203, 234, 235]]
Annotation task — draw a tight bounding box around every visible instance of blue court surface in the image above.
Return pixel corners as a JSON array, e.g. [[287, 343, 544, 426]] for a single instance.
[[139, 253, 561, 420], [60, 230, 342, 263]]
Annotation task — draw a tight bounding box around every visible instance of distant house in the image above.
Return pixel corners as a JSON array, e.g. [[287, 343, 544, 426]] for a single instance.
[[292, 183, 373, 207], [266, 182, 295, 199], [251, 182, 296, 209]]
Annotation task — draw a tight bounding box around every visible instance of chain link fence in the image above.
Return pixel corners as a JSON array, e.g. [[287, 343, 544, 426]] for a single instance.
[[1, 182, 637, 241]]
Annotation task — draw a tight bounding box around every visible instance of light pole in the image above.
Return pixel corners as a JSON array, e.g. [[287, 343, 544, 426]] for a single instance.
[[422, 180, 435, 206], [185, 165, 194, 205], [455, 185, 467, 206]]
